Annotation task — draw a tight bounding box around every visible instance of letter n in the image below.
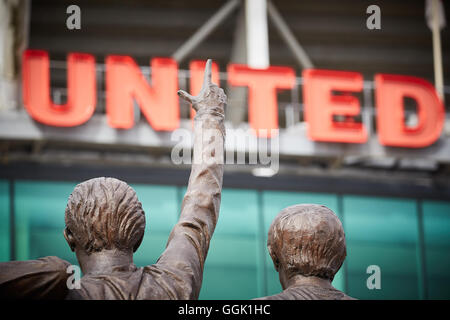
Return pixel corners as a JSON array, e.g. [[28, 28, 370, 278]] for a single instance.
[[106, 56, 179, 131], [22, 50, 96, 126], [375, 74, 444, 148]]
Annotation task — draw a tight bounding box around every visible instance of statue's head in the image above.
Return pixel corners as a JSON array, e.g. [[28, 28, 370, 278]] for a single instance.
[[267, 204, 346, 282], [64, 177, 146, 255]]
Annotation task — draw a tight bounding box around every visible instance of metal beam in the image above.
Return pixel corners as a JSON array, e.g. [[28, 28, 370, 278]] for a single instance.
[[267, 0, 314, 69], [0, 0, 30, 112], [227, 6, 249, 125], [430, 0, 445, 102], [2, 110, 450, 163], [172, 0, 240, 63], [245, 0, 269, 69]]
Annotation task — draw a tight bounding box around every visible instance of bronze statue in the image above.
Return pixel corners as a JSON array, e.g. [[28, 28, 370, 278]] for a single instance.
[[0, 59, 226, 299], [255, 204, 356, 300]]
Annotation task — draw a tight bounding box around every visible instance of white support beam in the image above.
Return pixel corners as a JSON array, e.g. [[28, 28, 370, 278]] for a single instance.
[[0, 0, 29, 112], [431, 0, 445, 102], [245, 0, 269, 69], [227, 6, 249, 125]]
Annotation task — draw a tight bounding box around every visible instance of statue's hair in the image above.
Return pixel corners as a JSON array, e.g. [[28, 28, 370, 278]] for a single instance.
[[65, 177, 146, 254], [267, 204, 346, 281]]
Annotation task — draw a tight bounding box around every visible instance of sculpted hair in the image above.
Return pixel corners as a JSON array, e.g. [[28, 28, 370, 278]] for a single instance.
[[65, 177, 146, 254], [267, 204, 346, 281]]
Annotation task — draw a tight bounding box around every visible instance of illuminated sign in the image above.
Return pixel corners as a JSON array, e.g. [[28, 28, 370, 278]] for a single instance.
[[22, 49, 445, 148]]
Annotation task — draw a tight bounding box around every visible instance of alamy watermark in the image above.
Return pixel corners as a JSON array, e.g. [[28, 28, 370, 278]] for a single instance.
[[366, 5, 381, 30], [66, 5, 81, 30], [66, 265, 81, 289], [171, 127, 279, 175], [366, 265, 381, 290]]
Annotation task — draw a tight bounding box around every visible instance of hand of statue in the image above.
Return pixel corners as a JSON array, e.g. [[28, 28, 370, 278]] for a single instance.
[[177, 59, 226, 115]]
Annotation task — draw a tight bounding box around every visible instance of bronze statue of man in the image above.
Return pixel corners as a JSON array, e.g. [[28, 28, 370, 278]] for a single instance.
[[255, 204, 356, 300], [0, 59, 227, 299]]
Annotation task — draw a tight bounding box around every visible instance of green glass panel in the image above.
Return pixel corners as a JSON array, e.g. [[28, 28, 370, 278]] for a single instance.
[[0, 180, 9, 262], [422, 201, 450, 299], [261, 191, 344, 296], [131, 184, 178, 268], [199, 188, 261, 300], [343, 196, 420, 299], [14, 181, 78, 265]]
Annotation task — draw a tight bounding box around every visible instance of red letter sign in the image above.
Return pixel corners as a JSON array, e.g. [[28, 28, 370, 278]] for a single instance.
[[227, 64, 296, 137], [375, 74, 444, 148], [303, 69, 367, 143], [189, 60, 220, 120], [106, 56, 179, 130], [22, 50, 96, 126]]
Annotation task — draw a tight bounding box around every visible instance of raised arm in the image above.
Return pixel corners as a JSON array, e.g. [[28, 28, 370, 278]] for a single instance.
[[153, 59, 226, 299]]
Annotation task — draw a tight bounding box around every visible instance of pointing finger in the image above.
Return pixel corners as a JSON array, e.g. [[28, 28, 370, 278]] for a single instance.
[[202, 59, 212, 89]]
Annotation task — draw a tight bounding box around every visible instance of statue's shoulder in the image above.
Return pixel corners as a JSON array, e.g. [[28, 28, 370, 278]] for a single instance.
[[253, 285, 357, 300], [300, 285, 357, 300], [67, 267, 145, 300], [38, 255, 72, 267]]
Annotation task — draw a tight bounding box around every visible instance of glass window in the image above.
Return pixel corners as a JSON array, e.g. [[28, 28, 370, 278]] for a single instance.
[[0, 180, 9, 262], [261, 191, 344, 296], [131, 184, 178, 268], [343, 196, 420, 299], [11, 179, 448, 300], [422, 201, 450, 299], [199, 188, 262, 300], [14, 181, 78, 265]]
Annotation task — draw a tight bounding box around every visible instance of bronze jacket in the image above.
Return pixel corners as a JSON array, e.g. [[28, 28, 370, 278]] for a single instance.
[[255, 285, 356, 300]]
